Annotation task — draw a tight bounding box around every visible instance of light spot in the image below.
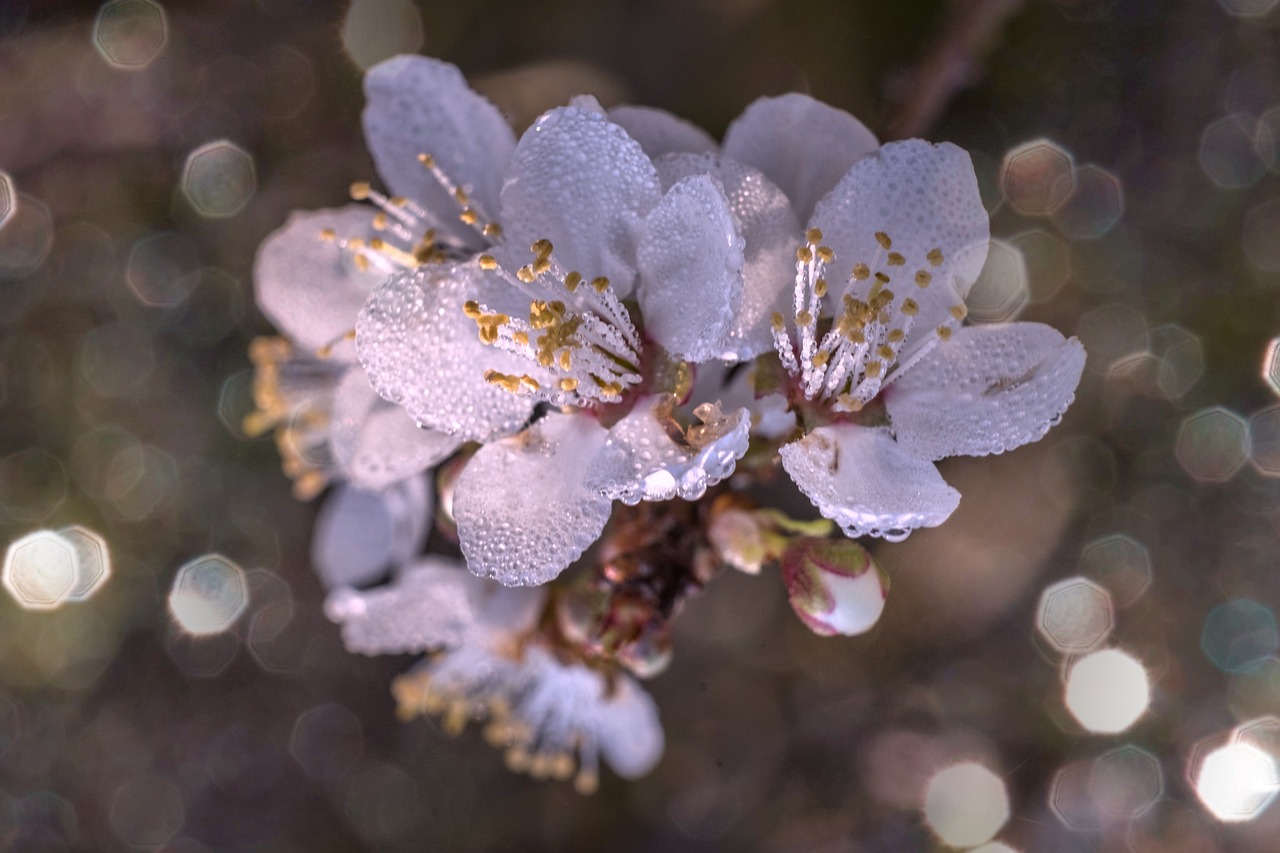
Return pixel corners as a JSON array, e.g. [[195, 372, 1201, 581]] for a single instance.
[[1009, 228, 1070, 303], [1065, 648, 1150, 734], [922, 762, 1010, 848], [0, 172, 13, 230], [93, 0, 168, 70], [1215, 0, 1278, 17], [1150, 323, 1204, 400], [1037, 576, 1114, 654], [1050, 164, 1124, 240], [291, 703, 365, 780], [2, 530, 79, 611], [1079, 533, 1151, 607], [109, 774, 184, 846], [1201, 599, 1278, 674], [182, 141, 256, 218], [1243, 199, 1280, 273], [126, 232, 199, 307], [1000, 139, 1076, 216], [1194, 741, 1279, 822], [1088, 745, 1163, 822], [0, 192, 53, 276], [1199, 114, 1267, 189], [1175, 406, 1249, 483], [966, 238, 1029, 323], [167, 554, 249, 636], [341, 0, 424, 70], [58, 526, 111, 601]]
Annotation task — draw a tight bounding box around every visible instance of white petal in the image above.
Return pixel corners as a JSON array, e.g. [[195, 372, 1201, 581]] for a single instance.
[[594, 672, 665, 778], [329, 369, 460, 490], [636, 175, 743, 362], [310, 475, 431, 590], [608, 105, 718, 158], [356, 263, 536, 442], [586, 396, 751, 504], [885, 323, 1086, 460], [656, 153, 802, 359], [362, 56, 514, 241], [811, 139, 990, 352], [723, 93, 879, 222], [779, 424, 960, 540], [498, 105, 662, 297], [453, 412, 612, 586], [692, 362, 796, 440], [254, 205, 383, 354], [324, 557, 484, 655]]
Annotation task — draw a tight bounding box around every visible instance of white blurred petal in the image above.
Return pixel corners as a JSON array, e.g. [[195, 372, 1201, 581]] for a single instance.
[[453, 412, 612, 586], [362, 56, 514, 242], [586, 396, 751, 505], [608, 105, 718, 158], [310, 475, 431, 589], [811, 139, 990, 352], [691, 362, 797, 441], [330, 369, 460, 489], [356, 263, 536, 442], [656, 153, 802, 359], [254, 205, 383, 354], [885, 323, 1086, 460], [636, 175, 743, 362], [723, 93, 879, 222], [779, 423, 959, 540], [498, 105, 662, 297]]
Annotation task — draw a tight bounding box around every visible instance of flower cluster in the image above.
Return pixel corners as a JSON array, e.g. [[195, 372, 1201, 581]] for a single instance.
[[247, 54, 1085, 791]]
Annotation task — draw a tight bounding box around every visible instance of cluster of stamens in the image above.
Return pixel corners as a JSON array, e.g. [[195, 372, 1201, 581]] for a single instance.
[[466, 239, 644, 407], [770, 228, 963, 413]]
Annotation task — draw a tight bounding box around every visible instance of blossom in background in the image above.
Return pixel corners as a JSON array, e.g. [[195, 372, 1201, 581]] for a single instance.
[[325, 556, 663, 793], [354, 57, 766, 587]]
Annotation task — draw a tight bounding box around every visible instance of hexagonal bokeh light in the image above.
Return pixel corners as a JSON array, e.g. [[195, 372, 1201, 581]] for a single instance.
[[1036, 577, 1114, 654], [0, 171, 14, 231], [966, 238, 1029, 323], [1050, 164, 1124, 240], [1265, 338, 1280, 398], [1244, 199, 1280, 273], [93, 0, 168, 70], [182, 141, 256, 218], [1201, 599, 1278, 674], [1150, 324, 1204, 400], [1194, 741, 1279, 822], [1064, 648, 1150, 734], [167, 554, 249, 636], [1079, 533, 1152, 607], [922, 762, 1010, 848], [3, 530, 78, 610], [1199, 114, 1266, 189], [57, 525, 111, 601], [1249, 404, 1280, 476], [1175, 406, 1249, 483], [1088, 745, 1163, 823], [1010, 228, 1070, 304], [341, 0, 424, 70], [1000, 139, 1076, 216], [1215, 0, 1279, 17]]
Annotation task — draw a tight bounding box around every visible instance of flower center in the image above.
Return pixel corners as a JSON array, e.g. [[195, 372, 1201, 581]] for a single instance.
[[770, 227, 963, 414], [466, 239, 645, 408]]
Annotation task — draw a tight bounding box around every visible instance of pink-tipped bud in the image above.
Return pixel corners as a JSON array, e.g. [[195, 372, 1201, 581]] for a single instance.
[[781, 538, 888, 637]]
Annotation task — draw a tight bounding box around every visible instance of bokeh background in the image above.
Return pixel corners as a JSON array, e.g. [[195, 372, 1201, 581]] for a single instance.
[[3, 0, 1280, 850]]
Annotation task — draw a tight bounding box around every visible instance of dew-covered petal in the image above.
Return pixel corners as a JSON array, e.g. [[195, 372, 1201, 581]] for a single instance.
[[586, 396, 751, 505], [499, 105, 662, 298], [636, 175, 743, 362], [608, 105, 718, 158], [885, 322, 1086, 461], [329, 369, 460, 490], [811, 139, 990, 352], [656, 153, 802, 359], [594, 673, 665, 778], [310, 474, 431, 590], [453, 412, 612, 587], [356, 263, 536, 443], [362, 56, 514, 242], [723, 93, 879, 223], [323, 557, 484, 655], [255, 205, 384, 355], [779, 423, 960, 540]]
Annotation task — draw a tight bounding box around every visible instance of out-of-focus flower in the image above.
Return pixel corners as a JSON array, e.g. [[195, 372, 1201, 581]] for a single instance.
[[780, 536, 888, 636], [325, 557, 663, 792], [354, 57, 761, 586]]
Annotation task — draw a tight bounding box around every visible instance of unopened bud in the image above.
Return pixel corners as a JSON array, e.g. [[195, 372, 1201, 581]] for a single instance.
[[707, 507, 767, 574], [780, 538, 888, 636]]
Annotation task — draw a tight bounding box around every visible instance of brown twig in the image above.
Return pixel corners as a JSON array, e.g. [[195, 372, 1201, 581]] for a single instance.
[[880, 0, 1028, 140]]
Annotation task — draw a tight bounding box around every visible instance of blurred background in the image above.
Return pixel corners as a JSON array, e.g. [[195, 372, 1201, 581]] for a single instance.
[[2, 0, 1280, 850]]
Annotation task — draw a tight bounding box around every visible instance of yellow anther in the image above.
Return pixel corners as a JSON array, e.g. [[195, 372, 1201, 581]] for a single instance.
[[901, 296, 920, 316], [877, 344, 895, 360], [836, 394, 865, 412], [349, 181, 371, 200], [533, 258, 552, 276], [914, 270, 932, 287], [814, 278, 828, 298], [846, 329, 866, 344], [478, 254, 498, 270], [462, 300, 482, 319], [927, 248, 944, 266], [418, 153, 435, 167], [559, 377, 579, 392], [806, 227, 824, 244], [520, 375, 540, 391], [532, 238, 553, 258], [950, 304, 968, 321], [368, 237, 386, 250], [796, 246, 814, 263], [852, 263, 870, 281], [937, 325, 953, 341], [390, 197, 409, 208], [564, 271, 582, 292], [482, 222, 503, 237], [558, 350, 572, 371], [887, 329, 905, 342], [590, 276, 610, 293], [371, 213, 389, 230], [812, 351, 830, 367], [817, 246, 835, 264], [796, 310, 814, 326], [459, 208, 479, 225], [887, 252, 906, 266], [353, 255, 370, 272], [517, 265, 536, 283], [484, 370, 523, 393], [865, 361, 883, 378], [513, 331, 529, 347], [319, 228, 336, 242], [771, 312, 785, 330], [875, 231, 892, 250], [874, 271, 891, 284], [453, 187, 469, 204]]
